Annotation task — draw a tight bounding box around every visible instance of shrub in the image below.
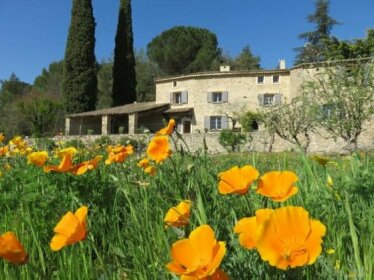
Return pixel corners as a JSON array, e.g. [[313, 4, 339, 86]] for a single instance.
[[218, 129, 247, 152]]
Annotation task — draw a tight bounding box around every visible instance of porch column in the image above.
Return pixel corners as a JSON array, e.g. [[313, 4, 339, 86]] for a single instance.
[[101, 115, 111, 135], [128, 113, 138, 135], [65, 117, 71, 135]]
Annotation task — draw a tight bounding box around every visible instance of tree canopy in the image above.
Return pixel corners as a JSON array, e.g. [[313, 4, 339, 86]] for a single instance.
[[33, 60, 64, 96], [295, 0, 339, 64], [147, 26, 220, 75]]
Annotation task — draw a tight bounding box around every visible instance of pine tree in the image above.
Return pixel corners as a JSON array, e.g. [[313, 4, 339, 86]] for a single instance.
[[112, 0, 136, 106], [62, 0, 97, 114], [294, 0, 339, 64]]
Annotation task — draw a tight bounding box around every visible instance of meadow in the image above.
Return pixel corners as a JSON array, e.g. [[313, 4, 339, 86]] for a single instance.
[[0, 129, 373, 280]]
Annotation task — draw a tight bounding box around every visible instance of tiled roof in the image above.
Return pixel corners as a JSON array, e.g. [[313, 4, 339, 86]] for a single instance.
[[155, 69, 290, 83], [67, 102, 170, 117]]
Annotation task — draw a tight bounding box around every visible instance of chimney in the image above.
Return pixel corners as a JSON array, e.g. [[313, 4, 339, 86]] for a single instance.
[[220, 65, 230, 72], [278, 59, 286, 69]]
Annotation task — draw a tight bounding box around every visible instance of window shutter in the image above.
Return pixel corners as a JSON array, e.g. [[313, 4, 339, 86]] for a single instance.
[[169, 92, 173, 103], [207, 92, 212, 103], [204, 116, 211, 130], [181, 91, 188, 104], [222, 91, 228, 102], [258, 94, 264, 106], [221, 116, 228, 129], [274, 93, 282, 105]]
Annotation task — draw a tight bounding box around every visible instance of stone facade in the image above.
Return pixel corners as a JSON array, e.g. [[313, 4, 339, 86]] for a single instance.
[[156, 69, 291, 133]]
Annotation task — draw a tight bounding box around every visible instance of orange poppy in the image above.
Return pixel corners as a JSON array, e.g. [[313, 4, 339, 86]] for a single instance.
[[0, 232, 28, 265], [256, 206, 326, 270], [234, 208, 274, 250], [218, 165, 259, 195], [166, 224, 226, 279], [50, 206, 88, 251], [0, 146, 9, 157], [70, 155, 102, 175], [156, 119, 176, 136], [105, 145, 134, 165], [43, 148, 76, 173], [27, 151, 49, 167], [256, 171, 298, 202], [179, 268, 230, 280], [164, 200, 191, 227], [137, 158, 150, 168], [147, 136, 171, 164], [144, 166, 156, 176], [0, 133, 4, 143]]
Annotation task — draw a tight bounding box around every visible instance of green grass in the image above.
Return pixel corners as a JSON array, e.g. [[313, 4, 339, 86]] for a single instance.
[[0, 142, 373, 279]]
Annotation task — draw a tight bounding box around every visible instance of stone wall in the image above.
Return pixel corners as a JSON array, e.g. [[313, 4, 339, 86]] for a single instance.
[[51, 119, 373, 155]]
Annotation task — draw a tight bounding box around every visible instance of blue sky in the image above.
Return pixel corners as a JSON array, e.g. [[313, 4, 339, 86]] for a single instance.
[[0, 0, 373, 84]]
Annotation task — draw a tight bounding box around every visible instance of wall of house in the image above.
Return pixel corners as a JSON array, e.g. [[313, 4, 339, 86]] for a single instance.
[[137, 111, 166, 133], [68, 116, 102, 135], [156, 72, 291, 132]]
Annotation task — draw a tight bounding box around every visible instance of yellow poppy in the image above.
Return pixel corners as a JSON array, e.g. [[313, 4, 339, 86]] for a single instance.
[[327, 175, 333, 187], [218, 165, 259, 195], [27, 151, 49, 167], [164, 200, 191, 227], [167, 225, 226, 279], [256, 171, 298, 202], [0, 232, 28, 265], [256, 206, 326, 270], [156, 119, 176, 136], [70, 156, 102, 175], [0, 133, 4, 143], [234, 208, 274, 250], [312, 155, 329, 166], [147, 136, 171, 164], [144, 166, 156, 176], [50, 206, 88, 251]]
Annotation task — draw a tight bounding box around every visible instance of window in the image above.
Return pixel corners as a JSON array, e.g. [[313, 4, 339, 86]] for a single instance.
[[174, 92, 182, 104], [170, 91, 188, 104], [257, 76, 264, 84], [263, 94, 275, 106], [258, 93, 281, 106], [210, 116, 222, 130], [273, 75, 280, 84], [207, 91, 228, 103], [173, 81, 177, 87], [212, 92, 222, 103]]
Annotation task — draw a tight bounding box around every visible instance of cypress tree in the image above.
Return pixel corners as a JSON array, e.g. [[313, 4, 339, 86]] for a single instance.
[[62, 0, 97, 114], [112, 0, 136, 106]]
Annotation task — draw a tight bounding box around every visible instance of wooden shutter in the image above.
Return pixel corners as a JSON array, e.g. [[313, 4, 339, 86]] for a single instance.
[[222, 91, 228, 102], [221, 116, 228, 129], [258, 94, 264, 106], [204, 116, 210, 130], [274, 93, 282, 105], [181, 91, 188, 104], [207, 92, 212, 103], [169, 92, 174, 104]]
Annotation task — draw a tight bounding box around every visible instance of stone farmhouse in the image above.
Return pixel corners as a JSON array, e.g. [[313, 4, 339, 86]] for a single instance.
[[65, 59, 313, 136]]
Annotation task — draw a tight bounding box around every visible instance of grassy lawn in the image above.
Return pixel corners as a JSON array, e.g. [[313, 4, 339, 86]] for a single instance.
[[0, 135, 373, 279]]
